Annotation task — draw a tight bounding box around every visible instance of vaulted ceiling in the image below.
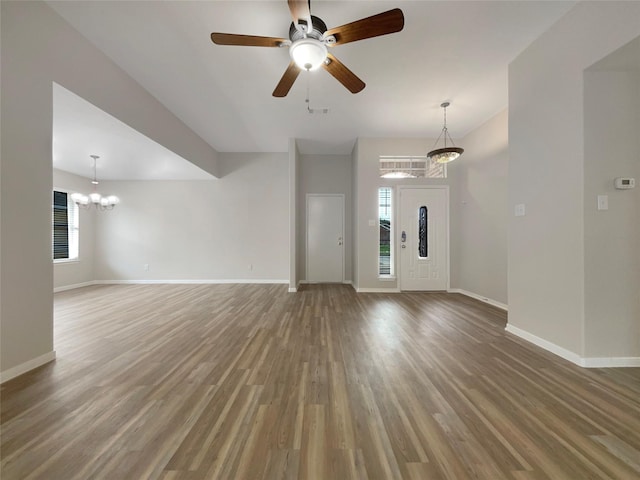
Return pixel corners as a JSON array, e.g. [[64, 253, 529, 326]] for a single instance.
[[48, 1, 575, 156]]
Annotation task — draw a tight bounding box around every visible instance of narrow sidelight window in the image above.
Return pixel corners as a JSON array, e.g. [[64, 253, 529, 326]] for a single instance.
[[418, 206, 428, 258], [379, 187, 393, 276]]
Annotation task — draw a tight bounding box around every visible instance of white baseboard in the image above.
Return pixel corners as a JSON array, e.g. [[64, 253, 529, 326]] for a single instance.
[[54, 281, 97, 293], [95, 279, 289, 285], [55, 279, 289, 292], [505, 324, 583, 365], [580, 357, 640, 368], [448, 288, 508, 311], [505, 324, 640, 368], [0, 351, 56, 384]]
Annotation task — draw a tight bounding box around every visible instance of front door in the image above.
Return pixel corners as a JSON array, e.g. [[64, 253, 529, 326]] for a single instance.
[[399, 187, 448, 290], [306, 194, 344, 282]]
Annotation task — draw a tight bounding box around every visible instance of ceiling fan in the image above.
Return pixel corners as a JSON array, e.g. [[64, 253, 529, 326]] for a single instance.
[[210, 0, 404, 97]]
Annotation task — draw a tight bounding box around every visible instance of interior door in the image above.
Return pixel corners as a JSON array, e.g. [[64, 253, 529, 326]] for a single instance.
[[399, 187, 448, 290], [307, 194, 344, 282]]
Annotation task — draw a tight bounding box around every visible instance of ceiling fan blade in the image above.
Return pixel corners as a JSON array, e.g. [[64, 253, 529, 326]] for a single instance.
[[288, 0, 311, 24], [325, 8, 404, 46], [322, 53, 365, 94], [211, 33, 287, 47], [273, 62, 301, 97]]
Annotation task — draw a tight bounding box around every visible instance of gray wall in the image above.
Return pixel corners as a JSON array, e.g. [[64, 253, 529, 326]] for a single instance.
[[94, 154, 289, 282], [452, 110, 508, 304], [298, 154, 353, 282], [53, 169, 96, 289], [1, 1, 218, 376], [508, 1, 640, 357], [584, 69, 640, 358]]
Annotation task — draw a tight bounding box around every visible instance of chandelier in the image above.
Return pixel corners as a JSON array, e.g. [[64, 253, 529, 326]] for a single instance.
[[427, 102, 464, 164], [71, 155, 120, 210]]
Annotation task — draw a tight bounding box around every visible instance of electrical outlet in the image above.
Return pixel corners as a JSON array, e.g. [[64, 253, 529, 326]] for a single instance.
[[514, 204, 526, 217], [143, 263, 149, 271], [248, 264, 253, 271]]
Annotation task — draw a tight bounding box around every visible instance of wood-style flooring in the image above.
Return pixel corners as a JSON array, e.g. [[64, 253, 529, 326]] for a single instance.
[[1, 284, 640, 479]]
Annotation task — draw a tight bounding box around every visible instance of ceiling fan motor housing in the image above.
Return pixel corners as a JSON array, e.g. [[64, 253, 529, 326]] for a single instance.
[[289, 15, 327, 41]]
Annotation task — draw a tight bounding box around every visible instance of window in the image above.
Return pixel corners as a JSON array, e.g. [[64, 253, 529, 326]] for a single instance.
[[379, 156, 446, 179], [379, 187, 393, 276], [419, 206, 428, 258], [52, 190, 79, 261]]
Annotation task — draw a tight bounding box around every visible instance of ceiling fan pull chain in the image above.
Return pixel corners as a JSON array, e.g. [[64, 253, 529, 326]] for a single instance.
[[305, 71, 313, 113]]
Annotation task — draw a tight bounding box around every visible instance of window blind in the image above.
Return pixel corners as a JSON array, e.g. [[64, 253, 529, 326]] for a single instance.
[[53, 190, 69, 259]]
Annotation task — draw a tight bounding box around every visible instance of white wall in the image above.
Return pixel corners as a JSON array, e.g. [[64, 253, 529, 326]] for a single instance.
[[508, 1, 640, 358], [583, 69, 640, 358], [354, 137, 449, 291], [53, 169, 95, 290], [93, 153, 289, 282], [298, 154, 352, 282], [1, 1, 218, 377], [452, 110, 508, 304]]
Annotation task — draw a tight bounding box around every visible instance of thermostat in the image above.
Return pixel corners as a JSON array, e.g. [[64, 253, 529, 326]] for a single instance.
[[614, 177, 635, 189]]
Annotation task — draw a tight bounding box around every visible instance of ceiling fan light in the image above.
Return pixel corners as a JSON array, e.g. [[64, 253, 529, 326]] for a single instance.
[[290, 38, 327, 71], [89, 192, 102, 204], [427, 147, 464, 164]]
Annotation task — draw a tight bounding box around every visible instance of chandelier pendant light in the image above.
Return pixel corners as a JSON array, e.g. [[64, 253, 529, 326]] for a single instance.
[[427, 102, 464, 164], [71, 155, 120, 210]]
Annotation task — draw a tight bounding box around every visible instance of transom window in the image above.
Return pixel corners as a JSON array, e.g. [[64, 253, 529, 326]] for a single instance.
[[379, 156, 446, 179]]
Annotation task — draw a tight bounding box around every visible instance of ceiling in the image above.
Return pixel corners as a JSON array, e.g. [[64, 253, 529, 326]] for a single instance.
[[588, 35, 640, 72], [48, 1, 575, 156], [53, 83, 214, 180]]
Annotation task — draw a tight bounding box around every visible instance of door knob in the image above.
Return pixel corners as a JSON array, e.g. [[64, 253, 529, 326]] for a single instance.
[[401, 244, 406, 248]]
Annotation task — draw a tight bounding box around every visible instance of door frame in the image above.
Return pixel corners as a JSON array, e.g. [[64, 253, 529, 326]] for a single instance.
[[397, 185, 450, 291], [305, 193, 345, 283]]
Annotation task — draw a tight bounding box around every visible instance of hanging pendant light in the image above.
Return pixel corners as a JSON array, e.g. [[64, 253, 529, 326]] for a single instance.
[[427, 102, 464, 164], [71, 155, 119, 210]]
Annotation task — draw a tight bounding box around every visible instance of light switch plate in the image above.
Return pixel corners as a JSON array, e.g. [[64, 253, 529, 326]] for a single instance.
[[597, 195, 608, 210], [515, 204, 526, 217]]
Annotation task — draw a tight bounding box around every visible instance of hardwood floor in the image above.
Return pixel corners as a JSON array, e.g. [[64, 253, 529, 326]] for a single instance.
[[1, 284, 639, 479]]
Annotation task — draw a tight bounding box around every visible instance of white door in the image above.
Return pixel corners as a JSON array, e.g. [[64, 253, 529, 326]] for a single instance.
[[307, 194, 344, 282], [399, 187, 448, 290]]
